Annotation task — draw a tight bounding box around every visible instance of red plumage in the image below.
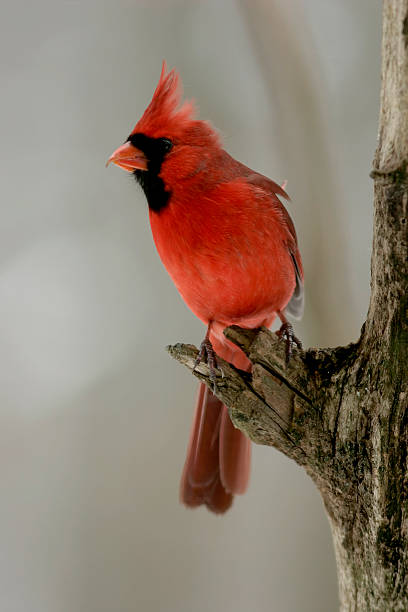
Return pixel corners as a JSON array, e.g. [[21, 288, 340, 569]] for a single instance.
[[108, 63, 304, 514]]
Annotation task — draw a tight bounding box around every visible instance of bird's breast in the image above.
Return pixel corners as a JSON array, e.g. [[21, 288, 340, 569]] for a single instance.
[[148, 183, 296, 325]]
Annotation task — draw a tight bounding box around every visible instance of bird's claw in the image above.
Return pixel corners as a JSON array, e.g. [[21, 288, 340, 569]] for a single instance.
[[193, 337, 220, 393], [276, 322, 302, 363]]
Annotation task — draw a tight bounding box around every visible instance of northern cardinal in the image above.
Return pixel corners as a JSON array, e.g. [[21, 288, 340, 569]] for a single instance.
[[107, 63, 303, 513]]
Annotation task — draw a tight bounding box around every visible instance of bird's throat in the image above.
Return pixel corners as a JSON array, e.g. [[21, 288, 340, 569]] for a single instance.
[[134, 168, 171, 213]]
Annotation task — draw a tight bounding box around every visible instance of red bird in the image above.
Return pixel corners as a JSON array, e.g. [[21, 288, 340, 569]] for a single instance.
[[108, 63, 303, 513]]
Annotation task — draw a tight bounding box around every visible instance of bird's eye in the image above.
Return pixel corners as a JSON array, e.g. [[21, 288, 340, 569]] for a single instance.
[[159, 138, 173, 153]]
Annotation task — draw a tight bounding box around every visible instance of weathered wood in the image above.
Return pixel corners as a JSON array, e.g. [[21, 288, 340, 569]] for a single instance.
[[168, 1, 408, 609]]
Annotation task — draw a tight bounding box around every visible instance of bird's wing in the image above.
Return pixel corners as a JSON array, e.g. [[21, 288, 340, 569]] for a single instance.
[[286, 251, 304, 319], [246, 172, 304, 319]]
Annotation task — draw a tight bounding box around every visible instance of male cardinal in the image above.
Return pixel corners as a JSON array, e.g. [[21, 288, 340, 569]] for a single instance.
[[107, 63, 303, 514]]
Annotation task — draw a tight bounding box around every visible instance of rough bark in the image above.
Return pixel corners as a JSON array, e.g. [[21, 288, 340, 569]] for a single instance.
[[168, 1, 408, 609]]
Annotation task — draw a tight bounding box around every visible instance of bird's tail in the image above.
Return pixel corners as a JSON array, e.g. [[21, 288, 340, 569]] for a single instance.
[[180, 335, 251, 513]]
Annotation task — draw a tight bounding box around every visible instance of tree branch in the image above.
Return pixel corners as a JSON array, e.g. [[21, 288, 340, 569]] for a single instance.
[[168, 327, 349, 480], [167, 331, 310, 465], [374, 0, 408, 173], [368, 0, 408, 355]]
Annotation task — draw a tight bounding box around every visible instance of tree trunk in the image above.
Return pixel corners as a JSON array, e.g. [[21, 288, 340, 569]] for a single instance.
[[168, 1, 408, 609]]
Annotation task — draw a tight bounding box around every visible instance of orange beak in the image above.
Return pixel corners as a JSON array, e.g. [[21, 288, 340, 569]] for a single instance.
[[106, 141, 148, 172]]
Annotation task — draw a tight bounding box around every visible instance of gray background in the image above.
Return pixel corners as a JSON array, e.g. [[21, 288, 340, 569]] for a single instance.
[[0, 1, 381, 610]]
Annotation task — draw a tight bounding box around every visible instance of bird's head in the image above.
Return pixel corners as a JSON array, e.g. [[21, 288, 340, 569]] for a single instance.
[[107, 62, 220, 205]]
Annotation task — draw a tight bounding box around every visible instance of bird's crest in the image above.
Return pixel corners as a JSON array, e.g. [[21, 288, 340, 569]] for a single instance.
[[132, 62, 197, 139]]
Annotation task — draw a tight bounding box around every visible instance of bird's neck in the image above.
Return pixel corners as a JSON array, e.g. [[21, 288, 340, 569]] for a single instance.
[[135, 147, 235, 214]]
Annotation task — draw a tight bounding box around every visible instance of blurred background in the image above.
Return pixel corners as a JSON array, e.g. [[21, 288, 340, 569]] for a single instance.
[[0, 1, 381, 610]]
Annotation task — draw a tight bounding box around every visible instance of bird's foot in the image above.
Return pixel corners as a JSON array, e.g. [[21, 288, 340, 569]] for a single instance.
[[276, 322, 302, 363], [193, 337, 221, 393]]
